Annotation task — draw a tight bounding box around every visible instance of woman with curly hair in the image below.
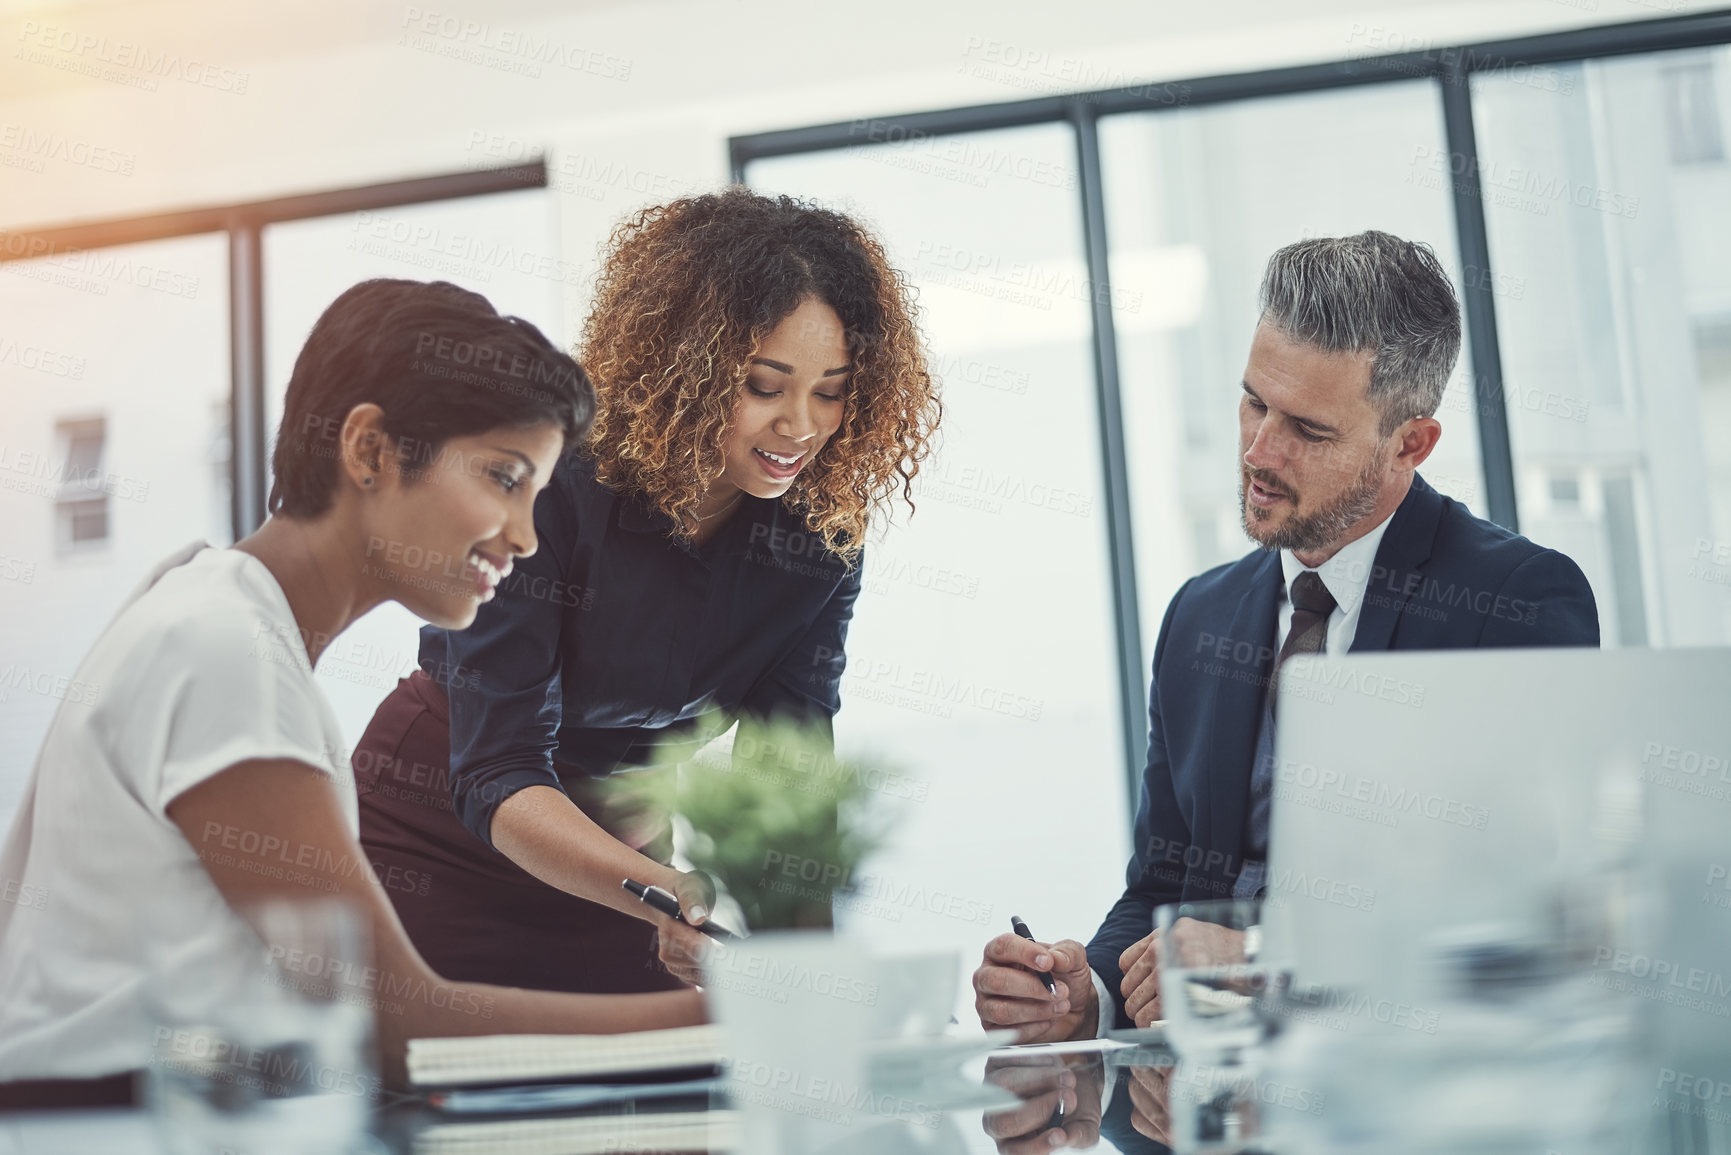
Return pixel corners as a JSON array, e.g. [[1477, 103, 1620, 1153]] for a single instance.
[[352, 188, 940, 994]]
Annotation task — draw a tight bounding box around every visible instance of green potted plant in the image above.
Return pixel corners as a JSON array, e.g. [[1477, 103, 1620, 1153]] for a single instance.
[[610, 715, 899, 932]]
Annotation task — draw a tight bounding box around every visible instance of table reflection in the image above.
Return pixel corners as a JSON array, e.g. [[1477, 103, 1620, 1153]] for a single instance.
[[1122, 1064, 1173, 1149], [981, 1049, 1174, 1153]]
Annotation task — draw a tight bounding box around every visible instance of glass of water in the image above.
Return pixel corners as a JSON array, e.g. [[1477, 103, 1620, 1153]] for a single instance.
[[1155, 898, 1286, 1064], [145, 897, 378, 1155]]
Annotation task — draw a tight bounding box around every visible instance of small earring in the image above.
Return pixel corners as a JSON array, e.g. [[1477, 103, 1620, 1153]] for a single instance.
[[363, 476, 374, 487]]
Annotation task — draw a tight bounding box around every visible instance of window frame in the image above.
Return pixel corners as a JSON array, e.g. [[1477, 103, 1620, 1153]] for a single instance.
[[0, 161, 549, 542]]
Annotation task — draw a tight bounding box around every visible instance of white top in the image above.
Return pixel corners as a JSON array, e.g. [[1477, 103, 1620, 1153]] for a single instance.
[[0, 543, 355, 1079], [1090, 508, 1400, 1037]]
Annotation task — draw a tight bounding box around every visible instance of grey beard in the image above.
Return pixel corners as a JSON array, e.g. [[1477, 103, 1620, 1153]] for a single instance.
[[1241, 452, 1384, 553]]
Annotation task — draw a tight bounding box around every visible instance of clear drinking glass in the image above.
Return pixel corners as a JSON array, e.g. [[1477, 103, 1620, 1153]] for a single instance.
[[1155, 898, 1286, 1064], [145, 897, 377, 1155]]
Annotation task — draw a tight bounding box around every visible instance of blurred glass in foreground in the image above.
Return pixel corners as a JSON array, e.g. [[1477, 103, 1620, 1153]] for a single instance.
[[145, 898, 377, 1155]]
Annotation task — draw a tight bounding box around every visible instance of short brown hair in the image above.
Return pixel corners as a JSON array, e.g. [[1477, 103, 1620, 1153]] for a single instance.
[[270, 279, 592, 516]]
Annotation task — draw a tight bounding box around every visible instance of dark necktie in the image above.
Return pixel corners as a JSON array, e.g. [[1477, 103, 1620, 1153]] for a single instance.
[[1271, 570, 1338, 706], [1239, 570, 1342, 898]]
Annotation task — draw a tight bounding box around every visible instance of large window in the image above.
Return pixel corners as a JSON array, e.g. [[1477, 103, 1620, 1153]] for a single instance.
[[747, 125, 1132, 971], [1099, 81, 1486, 661], [1474, 46, 1731, 646], [733, 19, 1731, 852]]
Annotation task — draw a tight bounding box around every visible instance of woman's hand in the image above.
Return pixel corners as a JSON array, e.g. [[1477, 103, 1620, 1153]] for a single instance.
[[489, 786, 720, 983], [654, 869, 718, 986]]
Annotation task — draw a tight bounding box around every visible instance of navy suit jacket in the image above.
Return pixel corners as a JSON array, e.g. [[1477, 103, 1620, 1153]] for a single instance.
[[1086, 474, 1600, 1029]]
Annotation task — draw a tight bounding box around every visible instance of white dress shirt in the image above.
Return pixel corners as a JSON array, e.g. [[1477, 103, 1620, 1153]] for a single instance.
[[1275, 507, 1397, 659]]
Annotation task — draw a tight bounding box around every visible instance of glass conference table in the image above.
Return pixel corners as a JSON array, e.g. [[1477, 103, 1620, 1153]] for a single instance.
[[0, 1049, 1163, 1155], [3, 1039, 1726, 1155]]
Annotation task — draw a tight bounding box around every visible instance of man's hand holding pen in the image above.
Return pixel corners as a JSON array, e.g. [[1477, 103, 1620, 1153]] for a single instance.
[[972, 931, 1098, 1044]]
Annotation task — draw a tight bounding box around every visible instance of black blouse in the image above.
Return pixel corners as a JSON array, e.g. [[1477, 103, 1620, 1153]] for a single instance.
[[418, 452, 862, 848]]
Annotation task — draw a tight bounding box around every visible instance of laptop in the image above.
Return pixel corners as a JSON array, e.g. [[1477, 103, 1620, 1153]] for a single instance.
[[1263, 646, 1731, 1075]]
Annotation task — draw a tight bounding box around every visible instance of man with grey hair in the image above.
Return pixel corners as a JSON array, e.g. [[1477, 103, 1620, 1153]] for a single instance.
[[972, 230, 1600, 1044]]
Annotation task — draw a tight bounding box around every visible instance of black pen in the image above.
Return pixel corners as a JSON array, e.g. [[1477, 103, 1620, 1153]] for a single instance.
[[1010, 915, 1058, 995], [623, 878, 737, 941]]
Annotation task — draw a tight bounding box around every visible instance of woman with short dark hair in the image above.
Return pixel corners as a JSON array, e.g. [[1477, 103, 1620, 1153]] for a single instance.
[[0, 279, 704, 1099], [355, 188, 942, 992]]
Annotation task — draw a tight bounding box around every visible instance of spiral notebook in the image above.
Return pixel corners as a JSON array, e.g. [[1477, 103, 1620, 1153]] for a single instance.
[[406, 1024, 725, 1089], [413, 1108, 739, 1155]]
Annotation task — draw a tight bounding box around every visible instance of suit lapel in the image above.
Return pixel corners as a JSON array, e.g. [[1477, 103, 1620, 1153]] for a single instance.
[[1204, 549, 1284, 862], [1350, 473, 1444, 654]]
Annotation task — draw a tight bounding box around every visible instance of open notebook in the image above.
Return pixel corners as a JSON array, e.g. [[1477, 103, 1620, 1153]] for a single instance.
[[407, 1024, 725, 1089]]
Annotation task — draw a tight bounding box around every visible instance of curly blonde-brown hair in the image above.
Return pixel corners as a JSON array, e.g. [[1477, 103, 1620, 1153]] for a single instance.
[[578, 187, 941, 561]]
